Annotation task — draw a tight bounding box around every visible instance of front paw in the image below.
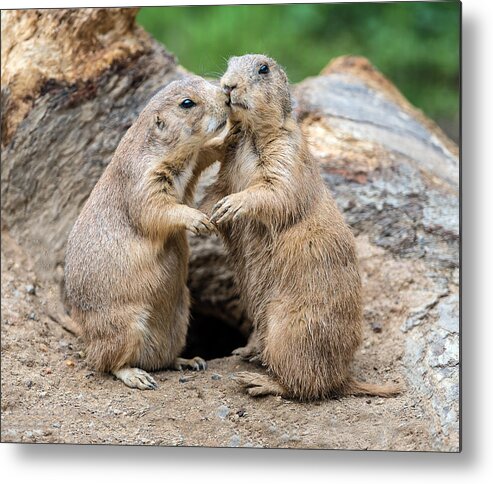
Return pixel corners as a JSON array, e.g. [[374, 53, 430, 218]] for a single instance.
[[185, 210, 216, 235], [210, 194, 248, 225]]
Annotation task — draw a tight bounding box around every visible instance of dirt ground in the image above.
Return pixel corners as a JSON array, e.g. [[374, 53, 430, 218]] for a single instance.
[[1, 230, 438, 451]]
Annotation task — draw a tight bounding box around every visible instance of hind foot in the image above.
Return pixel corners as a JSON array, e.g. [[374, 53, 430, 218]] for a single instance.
[[232, 345, 261, 363], [232, 330, 261, 363], [112, 367, 157, 390], [234, 371, 285, 397], [173, 356, 207, 371]]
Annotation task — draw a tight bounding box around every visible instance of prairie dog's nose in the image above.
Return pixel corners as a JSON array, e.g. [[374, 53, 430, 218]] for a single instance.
[[222, 84, 237, 96]]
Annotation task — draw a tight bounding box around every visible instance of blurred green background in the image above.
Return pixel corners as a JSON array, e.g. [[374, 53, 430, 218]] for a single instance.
[[137, 2, 460, 140]]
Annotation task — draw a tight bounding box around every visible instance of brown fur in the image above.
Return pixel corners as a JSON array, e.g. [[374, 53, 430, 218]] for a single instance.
[[64, 77, 228, 389], [203, 55, 401, 401]]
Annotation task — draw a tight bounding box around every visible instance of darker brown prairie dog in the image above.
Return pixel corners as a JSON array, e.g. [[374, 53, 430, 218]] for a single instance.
[[202, 54, 401, 400], [64, 77, 228, 390]]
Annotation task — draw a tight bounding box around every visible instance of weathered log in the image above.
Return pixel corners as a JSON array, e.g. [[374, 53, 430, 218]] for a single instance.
[[1, 9, 459, 450], [1, 8, 186, 277]]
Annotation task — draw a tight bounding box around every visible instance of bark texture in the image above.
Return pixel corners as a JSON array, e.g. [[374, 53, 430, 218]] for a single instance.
[[1, 8, 186, 278], [1, 9, 459, 451]]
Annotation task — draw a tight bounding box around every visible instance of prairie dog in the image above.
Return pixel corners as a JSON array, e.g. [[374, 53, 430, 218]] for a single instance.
[[64, 77, 228, 389], [203, 55, 401, 400]]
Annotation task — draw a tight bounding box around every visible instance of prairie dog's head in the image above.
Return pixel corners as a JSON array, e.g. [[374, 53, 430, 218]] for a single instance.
[[221, 54, 292, 126], [142, 76, 229, 156]]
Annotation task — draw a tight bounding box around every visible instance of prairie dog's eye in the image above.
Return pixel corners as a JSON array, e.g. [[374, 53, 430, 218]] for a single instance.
[[180, 99, 196, 109], [258, 64, 270, 75]]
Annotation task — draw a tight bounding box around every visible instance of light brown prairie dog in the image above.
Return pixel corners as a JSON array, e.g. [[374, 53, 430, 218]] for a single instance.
[[203, 54, 401, 400], [64, 77, 228, 390]]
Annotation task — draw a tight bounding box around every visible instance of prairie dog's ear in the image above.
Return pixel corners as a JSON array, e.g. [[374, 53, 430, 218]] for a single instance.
[[155, 115, 166, 130]]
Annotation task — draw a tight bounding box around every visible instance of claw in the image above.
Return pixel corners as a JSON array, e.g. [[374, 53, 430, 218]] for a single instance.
[[234, 371, 284, 398], [173, 356, 207, 372], [211, 195, 245, 225], [112, 367, 158, 390], [212, 197, 227, 214], [211, 196, 233, 224], [187, 214, 216, 235]]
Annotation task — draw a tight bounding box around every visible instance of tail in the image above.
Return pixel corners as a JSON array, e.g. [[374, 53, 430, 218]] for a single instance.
[[47, 305, 80, 336], [344, 378, 403, 398], [46, 276, 80, 336]]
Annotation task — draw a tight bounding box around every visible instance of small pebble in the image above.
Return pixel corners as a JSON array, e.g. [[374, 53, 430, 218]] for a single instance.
[[236, 409, 246, 417], [25, 284, 36, 295], [52, 422, 61, 428], [26, 380, 33, 389], [211, 373, 222, 381], [229, 435, 241, 447], [371, 321, 383, 333], [28, 312, 37, 320], [65, 359, 75, 367], [216, 405, 230, 419], [179, 375, 196, 383]]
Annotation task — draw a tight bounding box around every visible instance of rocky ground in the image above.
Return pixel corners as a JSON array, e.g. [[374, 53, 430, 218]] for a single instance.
[[1, 229, 448, 451]]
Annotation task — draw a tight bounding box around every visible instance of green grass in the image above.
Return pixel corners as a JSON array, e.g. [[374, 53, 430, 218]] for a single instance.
[[137, 2, 459, 123]]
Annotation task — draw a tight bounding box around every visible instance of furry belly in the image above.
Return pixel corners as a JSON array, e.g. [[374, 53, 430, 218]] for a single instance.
[[220, 220, 274, 321]]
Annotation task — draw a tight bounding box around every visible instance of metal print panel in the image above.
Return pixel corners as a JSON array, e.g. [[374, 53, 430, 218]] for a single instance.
[[1, 1, 460, 451]]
